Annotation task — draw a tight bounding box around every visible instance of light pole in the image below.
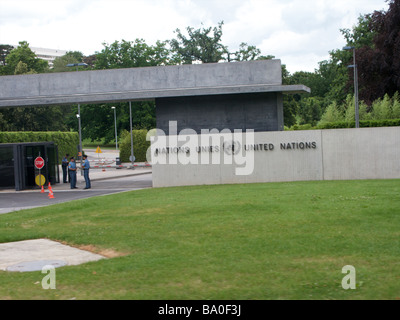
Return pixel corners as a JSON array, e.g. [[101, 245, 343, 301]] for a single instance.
[[67, 62, 88, 175], [129, 101, 135, 168], [343, 46, 360, 128], [111, 106, 118, 150], [76, 113, 83, 176]]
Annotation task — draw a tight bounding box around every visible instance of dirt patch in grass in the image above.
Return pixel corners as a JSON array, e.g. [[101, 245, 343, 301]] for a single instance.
[[77, 244, 130, 258], [58, 241, 130, 258]]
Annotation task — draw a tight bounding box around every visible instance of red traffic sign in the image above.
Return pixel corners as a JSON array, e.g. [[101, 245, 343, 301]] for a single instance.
[[34, 157, 45, 170]]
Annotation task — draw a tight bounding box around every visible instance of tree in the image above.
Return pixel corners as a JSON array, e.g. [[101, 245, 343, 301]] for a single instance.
[[297, 97, 324, 125], [341, 14, 376, 48], [285, 12, 377, 128], [83, 54, 97, 68], [0, 44, 14, 70], [356, 0, 400, 104], [229, 42, 260, 62], [370, 94, 393, 119], [52, 51, 85, 72], [319, 102, 344, 124], [94, 39, 173, 70], [228, 42, 274, 62], [66, 102, 156, 144], [169, 22, 273, 64], [0, 105, 72, 131], [294, 14, 376, 110], [392, 91, 400, 118], [169, 21, 227, 64], [317, 50, 352, 106], [14, 61, 32, 75], [3, 41, 48, 75], [344, 95, 370, 121], [0, 112, 8, 131], [0, 44, 70, 131]]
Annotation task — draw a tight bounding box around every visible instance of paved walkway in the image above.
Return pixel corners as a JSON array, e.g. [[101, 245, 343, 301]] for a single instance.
[[0, 169, 152, 214], [55, 163, 152, 190]]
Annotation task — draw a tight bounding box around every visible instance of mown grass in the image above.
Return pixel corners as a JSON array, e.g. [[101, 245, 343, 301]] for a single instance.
[[0, 180, 399, 300]]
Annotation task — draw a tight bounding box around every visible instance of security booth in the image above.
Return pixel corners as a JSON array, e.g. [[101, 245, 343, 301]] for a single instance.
[[0, 142, 59, 191]]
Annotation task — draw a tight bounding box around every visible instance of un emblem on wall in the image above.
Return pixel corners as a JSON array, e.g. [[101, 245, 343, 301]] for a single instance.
[[223, 141, 241, 155]]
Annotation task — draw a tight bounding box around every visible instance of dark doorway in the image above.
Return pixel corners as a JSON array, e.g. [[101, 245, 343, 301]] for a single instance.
[[0, 142, 59, 191], [0, 146, 15, 189], [24, 144, 46, 189]]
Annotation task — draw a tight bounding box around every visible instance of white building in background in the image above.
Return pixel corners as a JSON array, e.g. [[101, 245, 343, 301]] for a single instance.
[[30, 47, 68, 67]]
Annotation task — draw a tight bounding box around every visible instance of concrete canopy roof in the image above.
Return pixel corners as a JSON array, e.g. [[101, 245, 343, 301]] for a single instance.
[[0, 60, 310, 108]]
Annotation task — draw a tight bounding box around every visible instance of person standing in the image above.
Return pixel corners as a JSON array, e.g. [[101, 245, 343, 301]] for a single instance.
[[82, 155, 91, 190], [68, 157, 78, 189], [62, 154, 69, 183]]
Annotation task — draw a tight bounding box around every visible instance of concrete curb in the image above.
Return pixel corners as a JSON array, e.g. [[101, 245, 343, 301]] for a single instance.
[[87, 170, 152, 182]]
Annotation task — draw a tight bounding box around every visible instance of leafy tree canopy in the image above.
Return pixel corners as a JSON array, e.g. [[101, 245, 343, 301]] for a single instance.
[[3, 41, 48, 75], [0, 44, 14, 68], [94, 39, 174, 69], [169, 21, 227, 64], [52, 51, 85, 72], [356, 0, 400, 103]]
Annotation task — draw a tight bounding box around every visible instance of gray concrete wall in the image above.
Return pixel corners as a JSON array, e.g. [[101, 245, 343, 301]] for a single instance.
[[322, 127, 400, 180], [156, 92, 284, 134], [0, 60, 299, 107], [151, 127, 400, 187]]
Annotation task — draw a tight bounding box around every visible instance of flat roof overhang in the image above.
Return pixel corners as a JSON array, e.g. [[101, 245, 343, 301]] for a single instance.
[[0, 84, 310, 107]]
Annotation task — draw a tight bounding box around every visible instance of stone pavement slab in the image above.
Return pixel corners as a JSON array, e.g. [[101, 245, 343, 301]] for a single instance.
[[0, 239, 105, 272]]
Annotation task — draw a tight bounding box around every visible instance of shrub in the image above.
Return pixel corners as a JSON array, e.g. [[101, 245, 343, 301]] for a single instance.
[[319, 102, 344, 124], [288, 119, 400, 130], [290, 124, 314, 131], [0, 131, 79, 162], [391, 92, 400, 118], [315, 119, 400, 130], [371, 94, 393, 120], [119, 129, 150, 163]]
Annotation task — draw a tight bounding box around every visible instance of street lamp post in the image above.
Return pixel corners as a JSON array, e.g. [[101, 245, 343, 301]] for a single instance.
[[111, 106, 118, 150], [76, 113, 83, 176], [343, 46, 360, 128], [129, 101, 135, 168]]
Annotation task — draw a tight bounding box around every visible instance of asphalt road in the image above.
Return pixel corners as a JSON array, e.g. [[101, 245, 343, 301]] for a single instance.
[[0, 173, 153, 215]]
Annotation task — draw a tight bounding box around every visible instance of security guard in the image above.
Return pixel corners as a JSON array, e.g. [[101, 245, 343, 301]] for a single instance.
[[68, 157, 78, 189], [82, 155, 91, 190], [62, 154, 69, 183]]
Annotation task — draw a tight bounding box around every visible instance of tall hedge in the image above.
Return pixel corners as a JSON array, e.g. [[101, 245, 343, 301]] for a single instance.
[[288, 119, 400, 131], [0, 131, 79, 162], [119, 130, 150, 163]]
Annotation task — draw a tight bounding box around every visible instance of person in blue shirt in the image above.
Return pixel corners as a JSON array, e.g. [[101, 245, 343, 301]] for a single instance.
[[82, 155, 91, 190], [61, 154, 69, 183], [68, 157, 78, 189]]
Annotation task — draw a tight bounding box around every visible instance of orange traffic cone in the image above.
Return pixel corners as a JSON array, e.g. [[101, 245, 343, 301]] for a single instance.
[[48, 188, 55, 199], [41, 185, 45, 193]]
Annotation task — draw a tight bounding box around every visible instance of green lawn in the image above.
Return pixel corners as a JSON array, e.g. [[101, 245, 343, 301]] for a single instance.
[[0, 180, 399, 300]]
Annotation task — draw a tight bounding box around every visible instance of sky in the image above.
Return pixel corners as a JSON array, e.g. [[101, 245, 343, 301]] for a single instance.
[[0, 0, 389, 73]]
